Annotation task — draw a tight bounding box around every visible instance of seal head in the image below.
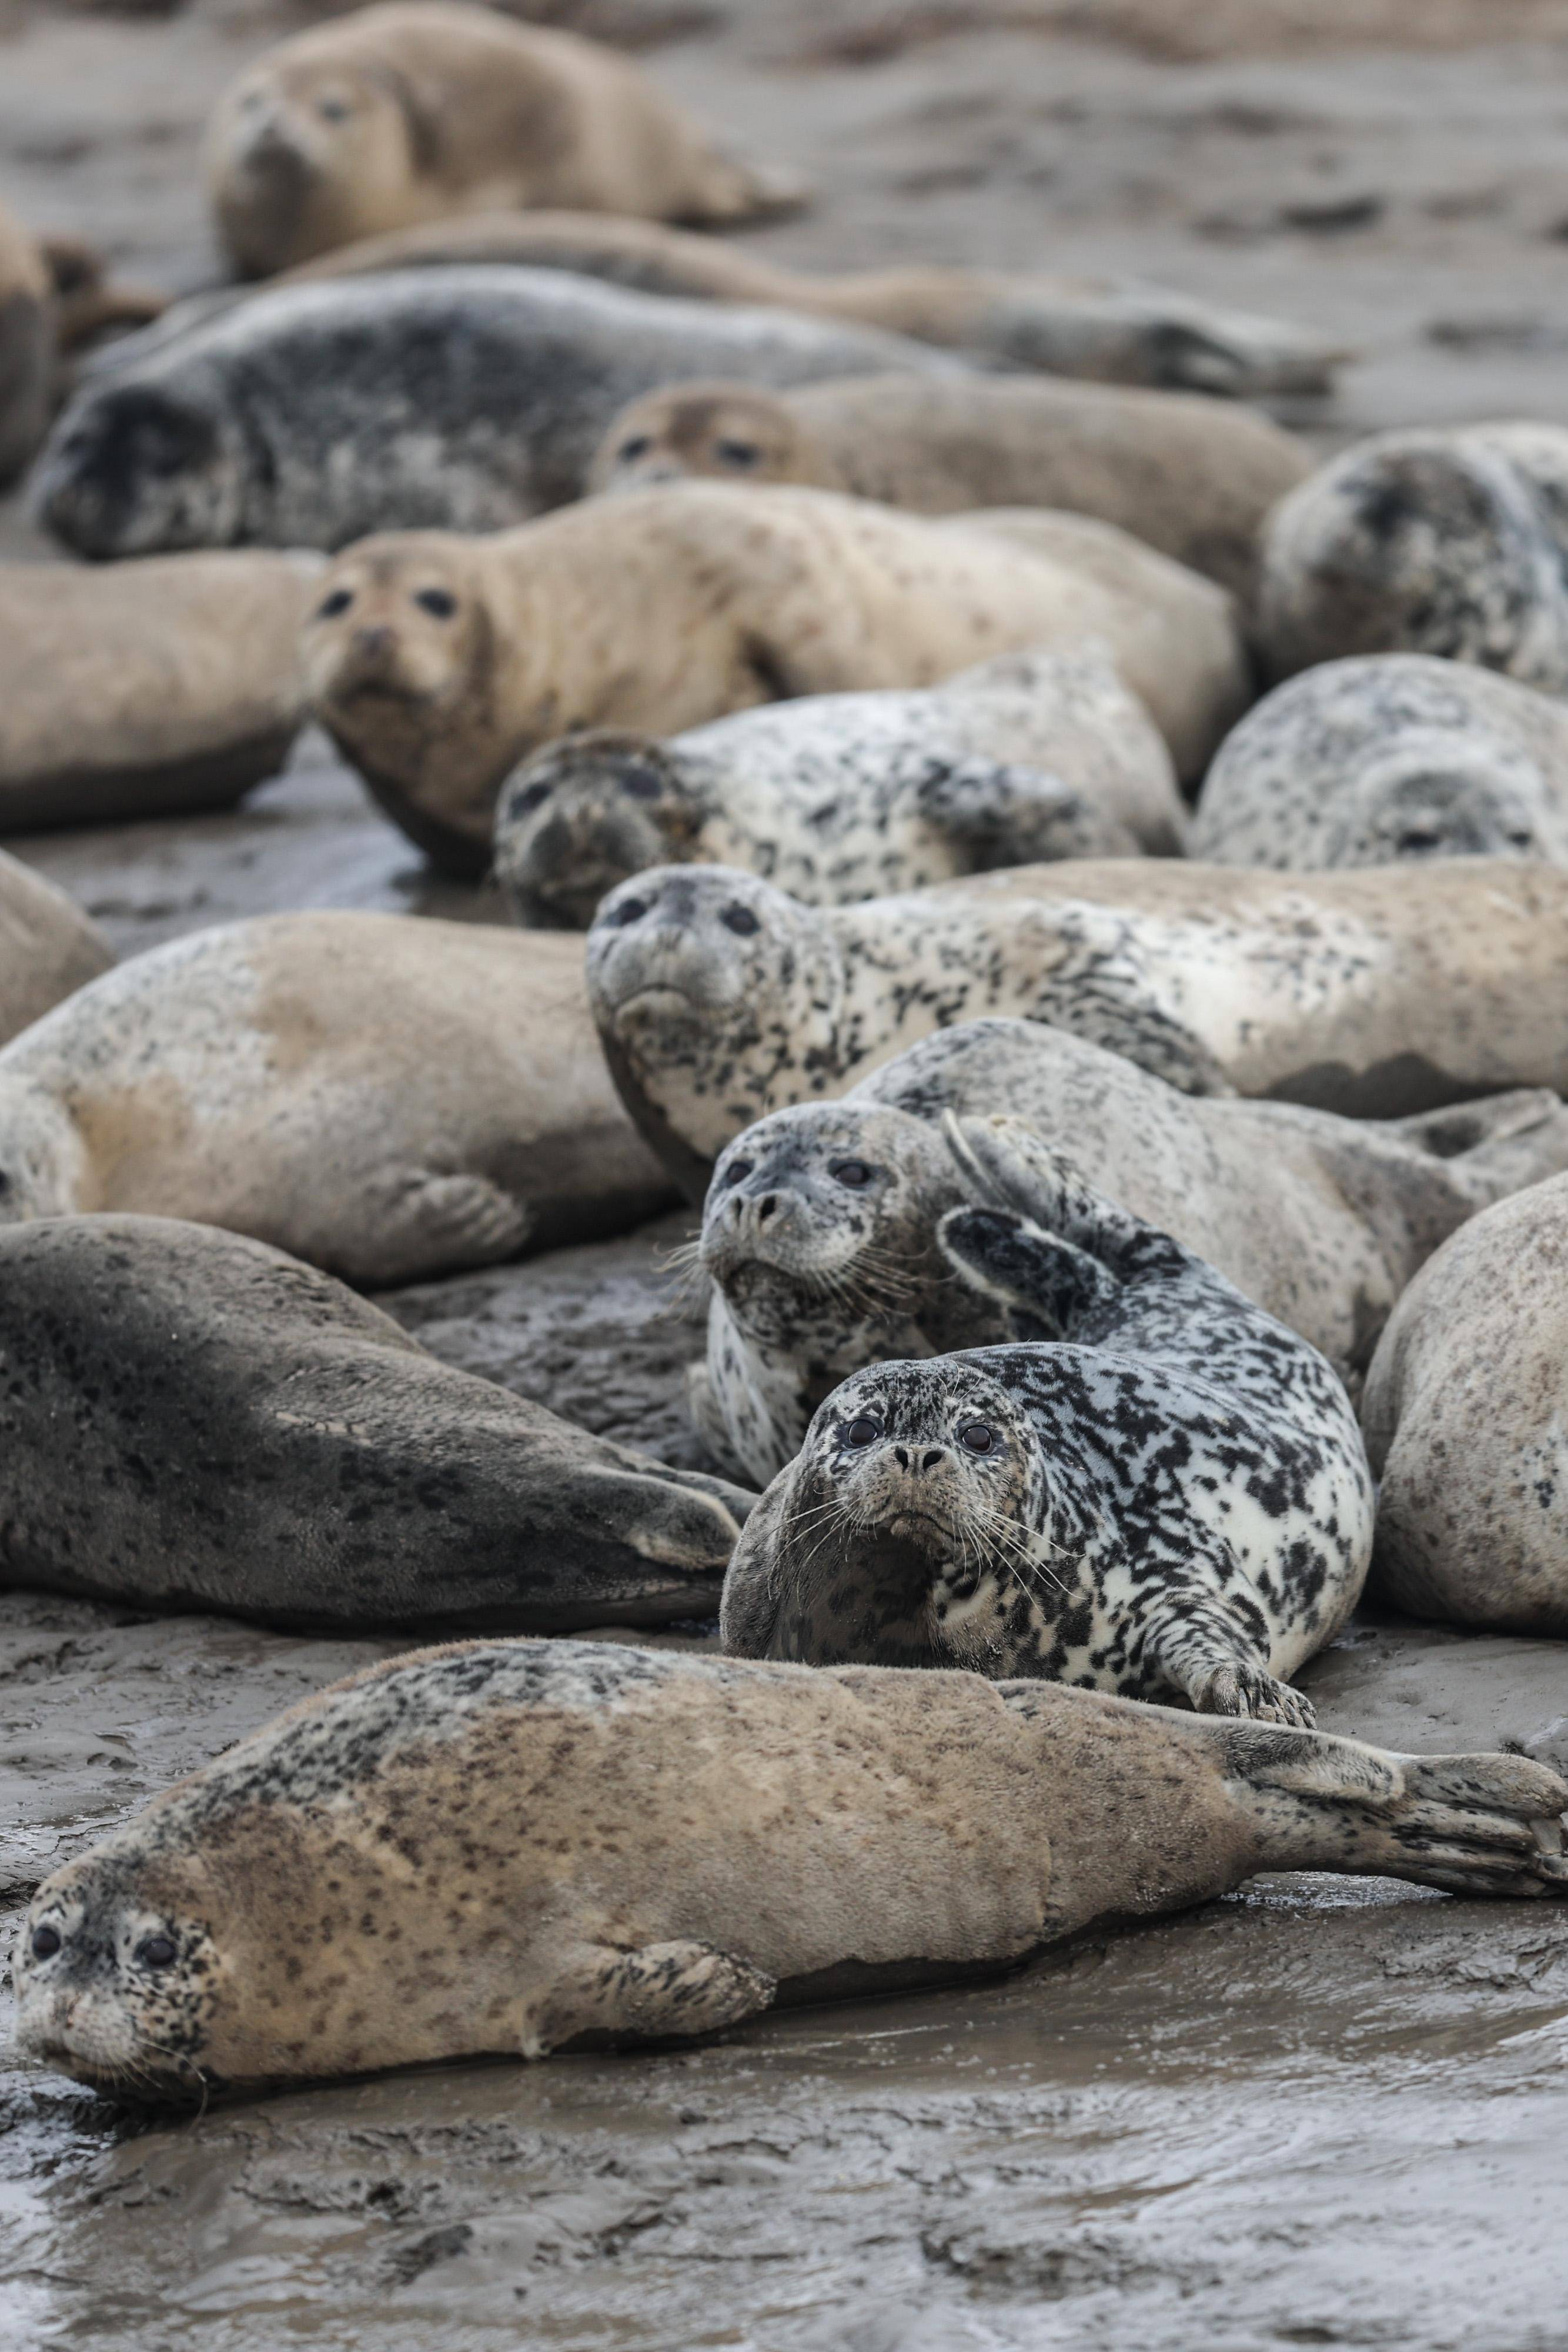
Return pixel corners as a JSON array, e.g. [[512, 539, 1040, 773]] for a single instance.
[[207, 56, 429, 278], [588, 382, 840, 499], [494, 732, 710, 927], [1323, 733, 1545, 864], [34, 376, 246, 559]]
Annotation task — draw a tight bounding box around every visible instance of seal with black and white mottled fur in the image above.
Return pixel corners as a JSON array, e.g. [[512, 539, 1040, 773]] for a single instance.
[[16, 1636, 1566, 2096], [692, 1019, 1568, 1485], [722, 1115, 1373, 1725], [1193, 652, 1568, 871], [494, 642, 1176, 927]]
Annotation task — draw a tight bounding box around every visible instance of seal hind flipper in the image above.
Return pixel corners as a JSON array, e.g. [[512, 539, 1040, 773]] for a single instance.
[[521, 1940, 777, 2056], [910, 756, 1139, 867]]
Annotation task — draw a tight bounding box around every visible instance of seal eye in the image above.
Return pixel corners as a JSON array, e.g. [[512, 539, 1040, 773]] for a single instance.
[[721, 1157, 753, 1187], [607, 896, 648, 928], [722, 904, 760, 937], [0, 1170, 11, 1197], [1507, 829, 1535, 848], [29, 1925, 61, 1960], [1398, 826, 1440, 852], [414, 587, 456, 620], [317, 588, 354, 620], [317, 96, 351, 122], [959, 1422, 997, 1455], [136, 1935, 178, 1969], [829, 1158, 874, 1189], [620, 765, 663, 800], [511, 780, 551, 817], [716, 439, 761, 470], [618, 435, 653, 463], [843, 1416, 882, 1449]]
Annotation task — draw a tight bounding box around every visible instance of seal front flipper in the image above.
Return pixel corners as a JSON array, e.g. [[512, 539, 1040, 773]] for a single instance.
[[938, 1203, 1121, 1341], [519, 1941, 777, 2056], [343, 1168, 536, 1285], [910, 756, 1139, 868], [1138, 1579, 1316, 1729]]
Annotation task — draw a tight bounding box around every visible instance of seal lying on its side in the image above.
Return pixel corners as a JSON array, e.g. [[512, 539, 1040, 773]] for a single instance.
[[0, 552, 322, 830], [0, 911, 671, 1285], [723, 1115, 1373, 1722], [0, 1217, 751, 1634], [585, 857, 1568, 1193], [1362, 1172, 1568, 1634], [305, 486, 1246, 875], [1192, 653, 1568, 871], [16, 1637, 1565, 2095], [493, 643, 1174, 927], [0, 851, 112, 1045], [693, 1020, 1568, 1484], [589, 373, 1310, 601]]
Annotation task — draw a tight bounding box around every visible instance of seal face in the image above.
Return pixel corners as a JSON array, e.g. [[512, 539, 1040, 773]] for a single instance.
[[722, 1115, 1374, 1723], [589, 382, 840, 498]]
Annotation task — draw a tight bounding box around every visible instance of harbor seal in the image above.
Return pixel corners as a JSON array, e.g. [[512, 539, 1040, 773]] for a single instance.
[[1362, 1172, 1568, 1634], [0, 552, 322, 831], [585, 857, 1568, 1189], [1191, 653, 1568, 871], [304, 485, 1247, 875], [0, 850, 113, 1044], [588, 372, 1311, 601], [0, 193, 53, 484], [691, 1020, 1568, 1484], [16, 1636, 1565, 2094], [721, 1114, 1372, 1720], [492, 643, 1176, 926], [0, 910, 672, 1285], [34, 269, 951, 562], [205, 2, 795, 278], [1256, 422, 1568, 687], [0, 1215, 751, 1635]]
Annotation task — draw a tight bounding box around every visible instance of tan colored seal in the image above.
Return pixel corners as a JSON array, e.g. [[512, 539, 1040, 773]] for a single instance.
[[0, 850, 112, 1046], [304, 483, 1248, 874], [588, 373, 1311, 601], [0, 910, 671, 1284], [0, 194, 53, 484], [205, 2, 795, 279], [15, 1638, 1566, 2094], [0, 553, 323, 831]]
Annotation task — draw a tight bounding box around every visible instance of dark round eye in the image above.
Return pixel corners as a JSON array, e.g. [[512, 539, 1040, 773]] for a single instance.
[[317, 96, 350, 122], [316, 587, 353, 620], [721, 1158, 753, 1187], [721, 904, 760, 937], [511, 779, 551, 817], [829, 1159, 874, 1189], [715, 439, 761, 469], [1507, 830, 1535, 848], [414, 587, 456, 619], [843, 1416, 882, 1449], [959, 1422, 996, 1455], [30, 1924, 61, 1960], [136, 1935, 178, 1969], [607, 896, 647, 928], [618, 435, 653, 463], [0, 1170, 11, 1197], [1398, 827, 1440, 852], [620, 764, 663, 800]]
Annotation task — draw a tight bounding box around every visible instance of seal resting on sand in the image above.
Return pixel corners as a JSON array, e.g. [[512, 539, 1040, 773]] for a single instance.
[[15, 1637, 1564, 2094]]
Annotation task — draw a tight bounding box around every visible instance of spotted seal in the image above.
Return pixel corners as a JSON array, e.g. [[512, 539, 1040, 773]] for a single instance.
[[33, 269, 951, 562], [0, 849, 113, 1045], [0, 911, 671, 1284], [692, 1019, 1568, 1485], [1362, 1172, 1568, 1634], [585, 856, 1568, 1194], [721, 1114, 1372, 1723], [303, 486, 1245, 876], [493, 643, 1176, 926], [205, 2, 797, 279], [0, 551, 322, 831], [589, 372, 1310, 600], [1256, 422, 1568, 686], [16, 1637, 1565, 2096], [1192, 653, 1568, 871], [0, 1214, 751, 1635]]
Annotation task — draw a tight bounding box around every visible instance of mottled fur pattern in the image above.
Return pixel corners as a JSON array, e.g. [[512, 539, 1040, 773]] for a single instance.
[[15, 1638, 1566, 2095], [722, 1115, 1374, 1723]]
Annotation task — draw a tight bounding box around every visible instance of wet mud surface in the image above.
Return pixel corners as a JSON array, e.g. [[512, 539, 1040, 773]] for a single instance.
[[4, 2, 1568, 2344]]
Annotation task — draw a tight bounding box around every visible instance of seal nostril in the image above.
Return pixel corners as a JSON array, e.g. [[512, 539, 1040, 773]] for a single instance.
[[755, 1194, 778, 1222], [894, 1445, 910, 1469], [921, 1448, 945, 1471]]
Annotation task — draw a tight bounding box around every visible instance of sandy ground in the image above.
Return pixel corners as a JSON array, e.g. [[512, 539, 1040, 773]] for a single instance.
[[3, 4, 1568, 2346]]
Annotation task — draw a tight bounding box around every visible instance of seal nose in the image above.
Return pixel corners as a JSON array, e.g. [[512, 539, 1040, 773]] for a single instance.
[[892, 1444, 950, 1473], [353, 624, 396, 659], [754, 1193, 779, 1224]]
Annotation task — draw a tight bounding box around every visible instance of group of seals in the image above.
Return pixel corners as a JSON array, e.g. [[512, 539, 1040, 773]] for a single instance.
[[302, 485, 1246, 874], [0, 1215, 751, 1634], [586, 856, 1568, 1191], [721, 1114, 1372, 1721], [0, 850, 113, 1044], [1192, 653, 1568, 871], [0, 551, 322, 830], [17, 1636, 1565, 2094], [0, 911, 671, 1284], [589, 372, 1310, 601], [206, 2, 795, 277], [492, 644, 1179, 926], [691, 1020, 1568, 1484]]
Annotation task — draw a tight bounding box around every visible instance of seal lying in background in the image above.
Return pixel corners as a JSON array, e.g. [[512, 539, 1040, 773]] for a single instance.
[[722, 1115, 1372, 1722], [1256, 422, 1568, 686], [0, 851, 112, 1045], [1192, 653, 1568, 871], [0, 552, 322, 831], [589, 373, 1310, 600], [0, 911, 671, 1284], [1362, 1173, 1568, 1635], [305, 486, 1246, 874], [0, 1216, 750, 1634], [16, 1638, 1564, 2096], [493, 644, 1175, 927], [206, 1, 796, 278], [35, 270, 949, 562], [0, 193, 54, 483], [692, 1020, 1568, 1484], [586, 857, 1568, 1190]]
